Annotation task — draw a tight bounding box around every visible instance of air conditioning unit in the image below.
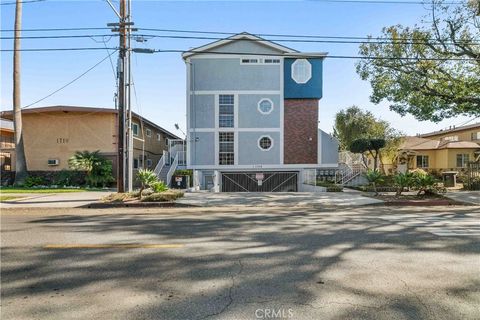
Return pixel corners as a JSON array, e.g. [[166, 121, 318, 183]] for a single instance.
[[47, 159, 60, 166]]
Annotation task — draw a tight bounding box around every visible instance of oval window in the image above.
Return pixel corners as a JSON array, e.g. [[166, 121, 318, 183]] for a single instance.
[[258, 136, 273, 151], [258, 99, 273, 115]]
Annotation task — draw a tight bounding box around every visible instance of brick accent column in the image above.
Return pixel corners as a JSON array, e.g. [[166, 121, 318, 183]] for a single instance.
[[284, 99, 318, 164]]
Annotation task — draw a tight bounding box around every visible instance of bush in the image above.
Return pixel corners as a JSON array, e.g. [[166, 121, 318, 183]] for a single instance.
[[136, 169, 159, 199], [365, 169, 384, 195], [53, 170, 86, 187], [141, 190, 184, 202], [69, 151, 114, 187], [23, 176, 46, 187], [316, 181, 343, 192], [151, 180, 168, 193], [393, 172, 414, 196]]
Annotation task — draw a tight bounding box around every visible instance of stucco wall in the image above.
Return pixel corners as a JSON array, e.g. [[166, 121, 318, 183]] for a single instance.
[[189, 131, 215, 166], [238, 132, 281, 165], [238, 94, 280, 128], [191, 58, 280, 91]]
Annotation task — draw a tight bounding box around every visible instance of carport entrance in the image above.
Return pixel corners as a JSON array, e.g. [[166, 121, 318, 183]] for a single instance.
[[221, 171, 298, 192]]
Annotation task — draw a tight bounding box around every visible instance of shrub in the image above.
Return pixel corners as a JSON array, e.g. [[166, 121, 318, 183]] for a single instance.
[[69, 151, 114, 187], [53, 170, 85, 187], [393, 172, 414, 196], [136, 169, 159, 199], [23, 176, 46, 187], [141, 190, 184, 202], [365, 169, 384, 195], [151, 180, 168, 193], [411, 171, 445, 195]]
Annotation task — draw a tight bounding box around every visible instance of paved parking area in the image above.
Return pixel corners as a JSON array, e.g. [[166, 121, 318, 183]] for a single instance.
[[1, 205, 479, 320], [178, 191, 383, 207]]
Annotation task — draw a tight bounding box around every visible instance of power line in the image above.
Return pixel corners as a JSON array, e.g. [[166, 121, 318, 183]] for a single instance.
[[22, 50, 118, 109], [0, 34, 119, 40], [0, 27, 110, 32], [0, 0, 45, 5], [0, 47, 117, 52], [150, 49, 478, 61], [2, 32, 478, 46], [136, 33, 480, 46]]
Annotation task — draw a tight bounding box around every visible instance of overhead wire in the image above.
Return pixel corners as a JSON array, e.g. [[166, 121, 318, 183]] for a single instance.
[[22, 49, 118, 109]]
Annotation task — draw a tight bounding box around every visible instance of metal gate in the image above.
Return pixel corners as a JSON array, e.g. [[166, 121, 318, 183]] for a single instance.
[[466, 162, 480, 190], [221, 172, 298, 192]]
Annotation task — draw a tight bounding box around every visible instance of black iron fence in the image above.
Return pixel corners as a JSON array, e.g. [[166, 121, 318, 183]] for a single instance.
[[466, 162, 480, 190]]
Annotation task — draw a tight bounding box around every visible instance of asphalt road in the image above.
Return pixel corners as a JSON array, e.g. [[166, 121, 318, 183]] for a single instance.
[[1, 206, 479, 320]]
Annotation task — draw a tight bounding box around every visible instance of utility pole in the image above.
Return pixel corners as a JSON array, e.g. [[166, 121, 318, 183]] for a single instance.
[[13, 0, 28, 185], [107, 0, 134, 193]]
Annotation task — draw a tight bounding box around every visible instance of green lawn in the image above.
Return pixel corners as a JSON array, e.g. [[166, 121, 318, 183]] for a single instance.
[[0, 195, 23, 201], [0, 187, 99, 194]]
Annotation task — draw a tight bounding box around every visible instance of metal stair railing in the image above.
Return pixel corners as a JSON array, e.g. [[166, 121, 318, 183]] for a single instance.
[[153, 152, 166, 177], [166, 153, 179, 187]]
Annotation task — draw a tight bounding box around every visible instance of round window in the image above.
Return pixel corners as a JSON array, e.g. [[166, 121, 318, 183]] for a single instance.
[[258, 136, 273, 151], [257, 99, 273, 115]]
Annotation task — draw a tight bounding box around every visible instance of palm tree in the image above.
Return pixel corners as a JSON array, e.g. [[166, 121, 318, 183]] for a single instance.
[[68, 150, 114, 187], [12, 0, 28, 185], [136, 169, 158, 199]]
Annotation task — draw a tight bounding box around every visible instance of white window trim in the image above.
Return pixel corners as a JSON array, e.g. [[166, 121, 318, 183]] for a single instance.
[[291, 59, 312, 84], [257, 98, 274, 115], [240, 56, 263, 65], [258, 135, 274, 152], [146, 128, 152, 137], [132, 122, 139, 137], [157, 133, 161, 141]]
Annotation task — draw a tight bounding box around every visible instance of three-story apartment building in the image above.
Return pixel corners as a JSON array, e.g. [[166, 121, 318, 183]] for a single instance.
[[183, 32, 338, 192]]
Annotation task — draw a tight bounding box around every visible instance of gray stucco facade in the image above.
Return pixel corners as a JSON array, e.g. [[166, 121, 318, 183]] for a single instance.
[[184, 33, 338, 191]]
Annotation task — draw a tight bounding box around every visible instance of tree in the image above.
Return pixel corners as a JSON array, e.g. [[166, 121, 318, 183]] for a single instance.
[[333, 106, 385, 150], [136, 169, 158, 199], [356, 2, 480, 122], [68, 150, 114, 187], [350, 138, 386, 171], [12, 0, 28, 185]]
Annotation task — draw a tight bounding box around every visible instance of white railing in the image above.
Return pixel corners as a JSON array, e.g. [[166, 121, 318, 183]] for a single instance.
[[302, 169, 317, 186], [166, 153, 179, 187], [335, 163, 366, 185], [153, 151, 167, 176]]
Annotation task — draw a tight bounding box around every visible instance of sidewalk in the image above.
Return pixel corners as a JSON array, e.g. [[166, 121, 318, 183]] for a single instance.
[[177, 192, 383, 207], [0, 191, 111, 209], [443, 191, 480, 205]]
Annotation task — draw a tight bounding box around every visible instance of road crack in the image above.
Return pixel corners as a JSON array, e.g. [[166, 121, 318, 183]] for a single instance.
[[198, 259, 243, 319]]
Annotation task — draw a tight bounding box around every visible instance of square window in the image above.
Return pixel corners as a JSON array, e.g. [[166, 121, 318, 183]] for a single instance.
[[146, 128, 152, 137]]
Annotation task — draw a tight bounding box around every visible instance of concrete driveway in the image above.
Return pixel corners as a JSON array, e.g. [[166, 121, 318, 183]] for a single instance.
[[1, 205, 479, 319], [178, 191, 383, 207]]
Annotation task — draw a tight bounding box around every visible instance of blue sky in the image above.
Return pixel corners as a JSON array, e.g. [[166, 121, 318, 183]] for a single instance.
[[1, 0, 475, 136]]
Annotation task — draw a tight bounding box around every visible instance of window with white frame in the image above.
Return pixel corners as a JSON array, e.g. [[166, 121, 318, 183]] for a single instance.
[[257, 99, 274, 115], [416, 155, 429, 168], [219, 132, 234, 165], [456, 154, 470, 167], [132, 123, 139, 136], [146, 128, 152, 137], [291, 59, 312, 84], [258, 136, 273, 151], [264, 58, 280, 64], [240, 58, 259, 64], [219, 94, 234, 128], [471, 132, 480, 140], [157, 133, 161, 141]]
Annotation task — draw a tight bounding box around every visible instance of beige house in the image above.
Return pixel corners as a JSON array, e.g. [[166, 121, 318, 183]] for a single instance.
[[397, 123, 480, 173], [0, 106, 181, 176]]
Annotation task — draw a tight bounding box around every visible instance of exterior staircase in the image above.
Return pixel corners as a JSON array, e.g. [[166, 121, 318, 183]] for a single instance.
[[335, 151, 368, 187], [158, 164, 171, 184]]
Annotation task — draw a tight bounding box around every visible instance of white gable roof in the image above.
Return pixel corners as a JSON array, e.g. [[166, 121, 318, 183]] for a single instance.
[[182, 32, 300, 59]]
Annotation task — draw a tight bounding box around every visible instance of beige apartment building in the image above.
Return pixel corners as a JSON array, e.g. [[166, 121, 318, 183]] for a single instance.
[[0, 106, 181, 176]]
